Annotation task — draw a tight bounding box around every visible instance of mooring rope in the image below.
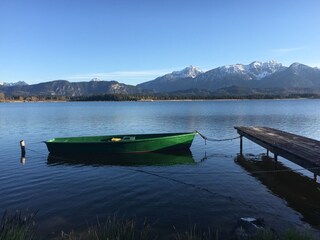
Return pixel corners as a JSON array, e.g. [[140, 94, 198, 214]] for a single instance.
[[195, 130, 240, 144], [22, 141, 45, 145]]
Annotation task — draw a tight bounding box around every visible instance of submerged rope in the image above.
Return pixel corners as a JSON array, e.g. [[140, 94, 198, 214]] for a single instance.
[[195, 130, 240, 144], [133, 165, 320, 175], [23, 146, 320, 186]]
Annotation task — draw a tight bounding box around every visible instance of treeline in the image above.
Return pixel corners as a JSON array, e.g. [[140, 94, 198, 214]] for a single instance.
[[0, 93, 70, 102], [1, 92, 320, 103], [71, 94, 141, 101], [69, 93, 320, 101]]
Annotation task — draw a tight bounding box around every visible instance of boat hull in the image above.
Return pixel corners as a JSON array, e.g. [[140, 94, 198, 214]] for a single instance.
[[45, 132, 196, 155]]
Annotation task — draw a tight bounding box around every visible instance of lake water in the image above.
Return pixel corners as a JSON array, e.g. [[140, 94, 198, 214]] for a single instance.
[[1, 100, 320, 239]]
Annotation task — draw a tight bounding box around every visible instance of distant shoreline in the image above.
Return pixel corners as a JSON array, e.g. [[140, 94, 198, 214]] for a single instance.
[[1, 97, 317, 103], [0, 100, 67, 103]]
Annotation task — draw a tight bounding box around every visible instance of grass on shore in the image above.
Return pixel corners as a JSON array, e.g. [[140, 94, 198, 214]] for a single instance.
[[60, 216, 153, 240], [174, 224, 219, 240], [0, 211, 317, 240], [0, 211, 36, 240]]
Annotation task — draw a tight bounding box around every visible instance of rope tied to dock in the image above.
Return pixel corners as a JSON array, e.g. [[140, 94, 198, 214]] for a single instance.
[[195, 130, 240, 144]]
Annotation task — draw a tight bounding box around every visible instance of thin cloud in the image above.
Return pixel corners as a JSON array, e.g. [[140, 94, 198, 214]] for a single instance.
[[271, 46, 308, 53], [305, 62, 320, 68], [65, 68, 177, 83]]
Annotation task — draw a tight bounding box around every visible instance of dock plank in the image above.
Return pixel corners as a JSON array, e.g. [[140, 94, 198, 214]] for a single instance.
[[234, 126, 320, 175]]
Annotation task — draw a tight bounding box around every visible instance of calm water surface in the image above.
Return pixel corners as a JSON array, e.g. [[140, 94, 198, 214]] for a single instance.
[[1, 100, 320, 239]]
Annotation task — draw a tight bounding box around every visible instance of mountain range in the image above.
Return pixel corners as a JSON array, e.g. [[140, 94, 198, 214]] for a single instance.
[[1, 61, 320, 97], [0, 80, 139, 97], [137, 61, 320, 92]]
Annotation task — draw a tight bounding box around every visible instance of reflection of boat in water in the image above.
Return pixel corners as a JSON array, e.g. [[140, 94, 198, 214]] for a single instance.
[[235, 155, 320, 229], [47, 150, 195, 167], [45, 132, 196, 155]]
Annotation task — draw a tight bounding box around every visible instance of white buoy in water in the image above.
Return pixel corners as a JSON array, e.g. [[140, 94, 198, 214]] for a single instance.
[[20, 140, 26, 157]]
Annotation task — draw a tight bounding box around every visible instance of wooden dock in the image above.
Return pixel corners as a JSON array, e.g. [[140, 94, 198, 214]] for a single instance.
[[234, 126, 320, 178]]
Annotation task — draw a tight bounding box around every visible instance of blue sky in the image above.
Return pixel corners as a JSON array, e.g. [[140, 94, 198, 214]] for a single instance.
[[0, 0, 319, 85]]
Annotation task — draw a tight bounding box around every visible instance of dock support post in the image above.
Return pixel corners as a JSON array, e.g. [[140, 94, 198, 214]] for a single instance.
[[274, 154, 278, 162], [267, 149, 269, 157], [314, 174, 318, 182], [240, 136, 243, 155]]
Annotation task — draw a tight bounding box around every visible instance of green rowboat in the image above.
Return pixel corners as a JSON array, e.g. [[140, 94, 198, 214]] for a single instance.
[[45, 132, 196, 155]]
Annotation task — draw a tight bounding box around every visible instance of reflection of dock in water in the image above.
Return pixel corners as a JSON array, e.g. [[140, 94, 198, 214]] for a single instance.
[[235, 155, 320, 228], [47, 150, 195, 167]]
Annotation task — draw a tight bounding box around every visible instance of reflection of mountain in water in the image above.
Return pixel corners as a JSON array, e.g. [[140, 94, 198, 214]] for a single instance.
[[235, 155, 320, 228], [47, 150, 195, 167]]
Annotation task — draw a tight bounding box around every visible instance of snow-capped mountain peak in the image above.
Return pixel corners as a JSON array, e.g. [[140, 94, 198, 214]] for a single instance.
[[171, 65, 204, 79], [289, 63, 312, 74], [247, 60, 283, 79], [216, 61, 283, 80], [0, 81, 28, 86], [219, 64, 246, 73], [251, 61, 262, 67], [290, 62, 304, 69]]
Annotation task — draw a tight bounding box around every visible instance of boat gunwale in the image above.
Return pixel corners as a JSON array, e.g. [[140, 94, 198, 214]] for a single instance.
[[45, 132, 196, 144]]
